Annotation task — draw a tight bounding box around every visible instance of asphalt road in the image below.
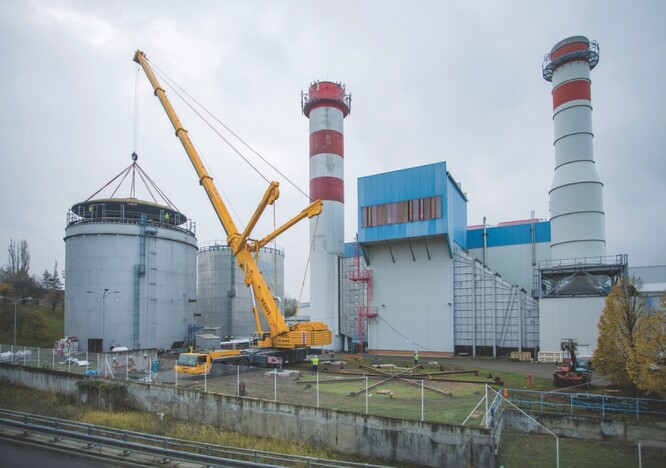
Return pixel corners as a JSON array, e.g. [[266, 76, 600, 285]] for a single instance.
[[0, 438, 121, 467]]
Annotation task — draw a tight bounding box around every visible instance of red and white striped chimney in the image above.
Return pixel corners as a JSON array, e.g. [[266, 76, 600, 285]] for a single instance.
[[302, 81, 351, 351], [543, 36, 605, 260]]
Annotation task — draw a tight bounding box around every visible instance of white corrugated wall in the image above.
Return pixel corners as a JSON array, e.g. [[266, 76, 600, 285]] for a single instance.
[[538, 296, 605, 355], [366, 237, 454, 354]]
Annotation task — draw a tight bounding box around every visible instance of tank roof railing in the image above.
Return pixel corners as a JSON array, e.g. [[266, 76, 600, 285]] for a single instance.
[[66, 209, 196, 237], [198, 239, 284, 256]]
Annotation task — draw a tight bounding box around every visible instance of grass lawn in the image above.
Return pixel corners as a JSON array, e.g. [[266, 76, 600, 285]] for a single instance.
[[497, 433, 666, 468]]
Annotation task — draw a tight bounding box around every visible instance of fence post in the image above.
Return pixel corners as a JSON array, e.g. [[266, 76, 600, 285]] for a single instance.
[[365, 376, 368, 415], [421, 379, 424, 421], [636, 399, 639, 421], [638, 442, 642, 468]]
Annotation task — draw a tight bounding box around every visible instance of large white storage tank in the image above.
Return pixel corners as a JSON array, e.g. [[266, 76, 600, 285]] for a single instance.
[[64, 198, 197, 352], [196, 241, 285, 340]]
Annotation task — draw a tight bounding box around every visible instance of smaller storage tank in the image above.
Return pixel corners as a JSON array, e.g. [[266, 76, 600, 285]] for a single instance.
[[197, 241, 285, 340]]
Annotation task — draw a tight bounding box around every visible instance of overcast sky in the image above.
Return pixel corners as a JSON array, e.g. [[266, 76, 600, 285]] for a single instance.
[[1, 1, 664, 300]]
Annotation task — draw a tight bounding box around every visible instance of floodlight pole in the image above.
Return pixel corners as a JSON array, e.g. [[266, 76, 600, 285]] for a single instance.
[[86, 289, 119, 350]]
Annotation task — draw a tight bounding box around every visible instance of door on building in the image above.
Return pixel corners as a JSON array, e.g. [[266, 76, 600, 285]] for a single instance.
[[88, 339, 102, 353]]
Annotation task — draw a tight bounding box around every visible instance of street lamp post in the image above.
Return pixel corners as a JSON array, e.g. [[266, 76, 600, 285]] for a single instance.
[[0, 295, 33, 347], [86, 289, 119, 351]]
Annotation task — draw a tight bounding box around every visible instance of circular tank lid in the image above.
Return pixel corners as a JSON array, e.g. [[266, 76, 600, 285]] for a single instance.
[[71, 198, 188, 225]]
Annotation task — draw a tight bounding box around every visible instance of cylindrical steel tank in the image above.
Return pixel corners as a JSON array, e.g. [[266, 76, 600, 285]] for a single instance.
[[196, 241, 285, 340], [302, 81, 351, 351], [64, 198, 197, 352], [543, 36, 605, 260]]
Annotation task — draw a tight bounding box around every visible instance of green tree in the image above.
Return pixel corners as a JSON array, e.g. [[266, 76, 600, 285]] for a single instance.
[[593, 277, 649, 394], [630, 292, 666, 398], [0, 282, 16, 333], [23, 309, 48, 339]]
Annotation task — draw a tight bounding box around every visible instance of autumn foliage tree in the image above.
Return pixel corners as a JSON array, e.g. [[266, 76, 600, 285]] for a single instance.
[[630, 293, 666, 398], [593, 277, 648, 394], [594, 277, 666, 397]]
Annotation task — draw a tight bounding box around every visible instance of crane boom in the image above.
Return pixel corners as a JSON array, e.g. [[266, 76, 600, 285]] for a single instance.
[[133, 50, 331, 349]]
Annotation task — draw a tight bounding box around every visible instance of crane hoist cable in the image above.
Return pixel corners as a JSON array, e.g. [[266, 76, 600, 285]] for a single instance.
[[136, 60, 247, 229], [295, 213, 321, 316], [133, 65, 140, 155], [148, 60, 310, 201], [140, 55, 321, 297], [149, 63, 270, 185]]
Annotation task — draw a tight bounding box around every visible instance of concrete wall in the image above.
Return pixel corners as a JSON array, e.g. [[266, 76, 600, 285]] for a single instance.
[[502, 410, 666, 449], [0, 364, 493, 468]]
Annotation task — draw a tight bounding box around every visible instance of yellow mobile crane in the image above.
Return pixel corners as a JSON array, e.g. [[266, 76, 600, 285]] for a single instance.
[[133, 51, 331, 370]]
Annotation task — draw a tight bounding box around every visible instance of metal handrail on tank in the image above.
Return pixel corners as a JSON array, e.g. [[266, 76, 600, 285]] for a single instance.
[[66, 209, 196, 236], [198, 239, 284, 256]]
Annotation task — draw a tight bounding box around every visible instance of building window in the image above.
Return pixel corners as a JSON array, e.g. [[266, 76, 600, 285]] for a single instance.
[[361, 196, 442, 227]]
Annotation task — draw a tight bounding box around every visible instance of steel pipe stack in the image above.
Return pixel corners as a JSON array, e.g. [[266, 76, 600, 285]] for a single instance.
[[302, 81, 351, 351], [543, 36, 605, 261]]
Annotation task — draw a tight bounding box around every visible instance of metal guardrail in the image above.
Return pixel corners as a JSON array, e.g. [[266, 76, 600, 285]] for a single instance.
[[0, 408, 392, 468], [506, 389, 666, 420]]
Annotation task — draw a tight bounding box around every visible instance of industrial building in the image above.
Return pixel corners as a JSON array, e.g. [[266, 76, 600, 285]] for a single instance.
[[340, 163, 539, 357], [64, 36, 664, 356]]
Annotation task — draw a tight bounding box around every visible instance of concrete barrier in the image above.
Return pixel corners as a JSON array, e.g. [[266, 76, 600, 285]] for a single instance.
[[502, 410, 666, 449], [0, 363, 494, 467]]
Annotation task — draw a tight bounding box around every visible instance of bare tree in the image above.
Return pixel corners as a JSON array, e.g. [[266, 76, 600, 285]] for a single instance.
[[1, 239, 39, 300], [283, 295, 298, 318], [42, 261, 64, 312]]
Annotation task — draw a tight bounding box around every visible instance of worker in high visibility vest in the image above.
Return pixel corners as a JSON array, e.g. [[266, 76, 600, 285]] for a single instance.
[[311, 355, 319, 374], [413, 351, 419, 366]]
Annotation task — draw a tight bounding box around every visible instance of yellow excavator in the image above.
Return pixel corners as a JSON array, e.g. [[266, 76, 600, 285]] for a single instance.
[[133, 51, 331, 371]]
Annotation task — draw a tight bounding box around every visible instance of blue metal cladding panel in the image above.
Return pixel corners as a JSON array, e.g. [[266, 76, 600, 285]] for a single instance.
[[466, 221, 551, 249], [343, 242, 357, 258], [447, 174, 468, 249], [358, 162, 455, 243]]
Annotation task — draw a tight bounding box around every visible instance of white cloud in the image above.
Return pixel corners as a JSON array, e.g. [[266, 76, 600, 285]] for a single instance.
[[37, 3, 127, 50]]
